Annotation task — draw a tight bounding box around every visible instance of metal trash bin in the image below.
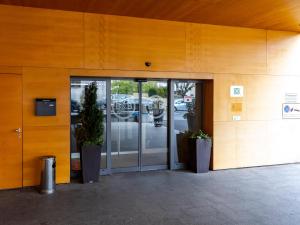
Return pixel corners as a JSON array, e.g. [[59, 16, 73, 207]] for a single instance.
[[40, 155, 56, 194]]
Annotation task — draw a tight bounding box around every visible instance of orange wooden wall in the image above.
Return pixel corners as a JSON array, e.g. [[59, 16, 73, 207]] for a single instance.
[[0, 4, 300, 186]]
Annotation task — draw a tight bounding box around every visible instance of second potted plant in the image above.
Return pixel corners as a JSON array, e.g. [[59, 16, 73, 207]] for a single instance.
[[188, 130, 212, 173], [76, 82, 104, 183]]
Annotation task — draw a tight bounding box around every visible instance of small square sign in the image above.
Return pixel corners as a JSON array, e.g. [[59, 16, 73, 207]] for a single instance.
[[184, 96, 192, 103], [230, 86, 244, 97]]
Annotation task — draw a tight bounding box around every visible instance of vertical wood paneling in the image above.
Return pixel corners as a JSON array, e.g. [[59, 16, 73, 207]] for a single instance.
[[103, 15, 186, 72], [83, 13, 105, 69], [186, 24, 267, 74], [23, 67, 70, 186], [0, 5, 84, 68], [213, 122, 237, 170], [267, 30, 300, 75], [213, 74, 247, 122]]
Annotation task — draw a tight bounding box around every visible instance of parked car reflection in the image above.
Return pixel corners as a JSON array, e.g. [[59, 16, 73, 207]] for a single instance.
[[174, 99, 187, 111]]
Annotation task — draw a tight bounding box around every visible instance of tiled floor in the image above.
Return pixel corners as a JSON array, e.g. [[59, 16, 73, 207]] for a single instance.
[[1, 164, 300, 225]]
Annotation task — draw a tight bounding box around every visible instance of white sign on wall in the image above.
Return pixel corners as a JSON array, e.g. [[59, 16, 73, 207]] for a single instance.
[[282, 103, 300, 119], [230, 86, 244, 97]]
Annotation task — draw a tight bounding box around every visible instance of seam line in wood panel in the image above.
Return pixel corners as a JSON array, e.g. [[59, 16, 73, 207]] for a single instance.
[[266, 30, 268, 74], [18, 65, 300, 77], [214, 119, 289, 123], [83, 13, 85, 69], [23, 125, 69, 128], [21, 73, 24, 188]]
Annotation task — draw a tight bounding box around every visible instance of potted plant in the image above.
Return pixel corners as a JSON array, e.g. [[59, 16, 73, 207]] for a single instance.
[[188, 130, 212, 173], [76, 82, 104, 183]]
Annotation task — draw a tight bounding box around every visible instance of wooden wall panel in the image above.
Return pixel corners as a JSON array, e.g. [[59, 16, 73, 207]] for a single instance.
[[83, 13, 105, 69], [213, 74, 247, 122], [214, 120, 300, 170], [267, 30, 300, 75], [23, 67, 70, 186], [214, 74, 300, 122], [266, 120, 300, 164], [186, 24, 267, 74], [213, 122, 237, 170], [23, 126, 70, 186], [213, 73, 300, 169], [103, 15, 186, 72], [23, 68, 70, 127], [0, 5, 84, 68], [235, 121, 269, 167]]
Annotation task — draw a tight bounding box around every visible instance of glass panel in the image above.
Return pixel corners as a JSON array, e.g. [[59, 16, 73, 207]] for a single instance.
[[111, 80, 139, 168], [141, 81, 168, 166], [70, 80, 107, 175], [174, 81, 202, 164]]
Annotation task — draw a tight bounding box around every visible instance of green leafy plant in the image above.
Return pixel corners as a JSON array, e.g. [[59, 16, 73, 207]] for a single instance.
[[148, 87, 158, 97], [190, 130, 210, 140], [76, 82, 104, 147]]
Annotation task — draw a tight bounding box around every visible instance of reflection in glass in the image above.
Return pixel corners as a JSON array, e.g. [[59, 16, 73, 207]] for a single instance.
[[142, 81, 168, 166], [174, 81, 202, 164], [111, 80, 139, 168], [70, 80, 107, 175]]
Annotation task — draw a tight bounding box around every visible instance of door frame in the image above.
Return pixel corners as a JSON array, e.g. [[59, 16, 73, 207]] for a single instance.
[[0, 74, 23, 189], [70, 77, 211, 176]]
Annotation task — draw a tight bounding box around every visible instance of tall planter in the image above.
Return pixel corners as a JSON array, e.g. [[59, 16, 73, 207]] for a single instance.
[[188, 138, 212, 173], [76, 82, 104, 184], [176, 132, 190, 164], [186, 113, 197, 132], [81, 145, 102, 183]]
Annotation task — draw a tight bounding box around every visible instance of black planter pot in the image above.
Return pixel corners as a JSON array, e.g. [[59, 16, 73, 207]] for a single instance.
[[176, 133, 190, 164], [80, 144, 102, 183], [188, 138, 212, 173], [186, 113, 197, 132]]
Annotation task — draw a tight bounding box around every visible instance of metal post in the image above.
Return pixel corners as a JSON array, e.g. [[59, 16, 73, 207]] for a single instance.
[[106, 78, 112, 173], [168, 80, 175, 170]]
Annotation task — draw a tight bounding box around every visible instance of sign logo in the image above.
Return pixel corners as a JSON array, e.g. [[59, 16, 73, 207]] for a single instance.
[[282, 103, 300, 119], [230, 85, 244, 97]]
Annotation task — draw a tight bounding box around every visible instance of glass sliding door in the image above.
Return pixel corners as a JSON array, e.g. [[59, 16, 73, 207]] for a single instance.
[[111, 79, 139, 169], [70, 79, 107, 176], [141, 80, 168, 166], [70, 77, 170, 176], [110, 79, 168, 171]]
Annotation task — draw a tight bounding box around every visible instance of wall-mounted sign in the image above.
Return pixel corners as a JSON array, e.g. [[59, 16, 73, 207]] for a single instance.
[[231, 103, 243, 113], [282, 103, 300, 119], [35, 98, 56, 116], [230, 86, 244, 97], [232, 115, 241, 121], [285, 93, 298, 103]]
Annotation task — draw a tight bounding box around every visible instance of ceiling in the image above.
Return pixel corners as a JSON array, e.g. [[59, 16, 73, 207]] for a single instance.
[[1, 0, 300, 32]]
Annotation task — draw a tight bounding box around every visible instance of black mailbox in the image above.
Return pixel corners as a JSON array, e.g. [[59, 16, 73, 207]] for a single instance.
[[35, 98, 56, 116]]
